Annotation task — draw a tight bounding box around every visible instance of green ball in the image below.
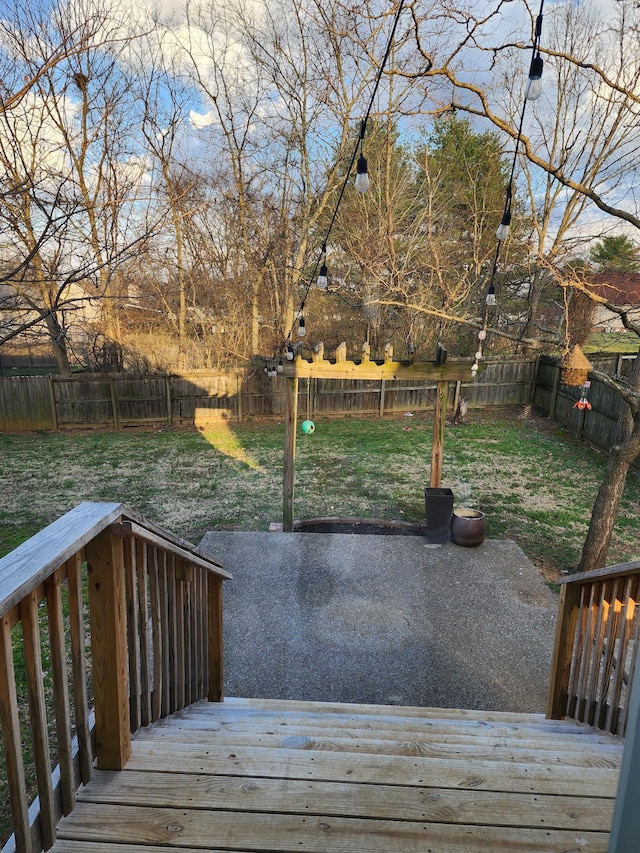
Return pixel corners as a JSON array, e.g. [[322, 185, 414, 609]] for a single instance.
[[301, 420, 315, 434]]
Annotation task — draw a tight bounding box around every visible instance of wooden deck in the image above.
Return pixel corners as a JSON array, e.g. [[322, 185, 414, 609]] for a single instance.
[[50, 697, 623, 852]]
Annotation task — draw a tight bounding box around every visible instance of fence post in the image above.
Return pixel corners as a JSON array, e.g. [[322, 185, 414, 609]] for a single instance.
[[48, 375, 58, 430], [237, 374, 243, 422], [379, 379, 386, 417], [549, 362, 560, 420], [165, 374, 173, 426], [109, 377, 120, 430], [86, 529, 131, 769], [530, 355, 541, 405]]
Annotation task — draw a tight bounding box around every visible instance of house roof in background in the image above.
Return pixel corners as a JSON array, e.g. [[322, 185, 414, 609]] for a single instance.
[[589, 272, 640, 306]]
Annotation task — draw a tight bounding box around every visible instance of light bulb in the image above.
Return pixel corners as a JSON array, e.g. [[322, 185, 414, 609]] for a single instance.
[[355, 155, 370, 193], [277, 359, 283, 372], [298, 317, 306, 337], [317, 263, 328, 289], [496, 211, 511, 241], [286, 345, 294, 360], [526, 53, 544, 102], [486, 284, 496, 306]]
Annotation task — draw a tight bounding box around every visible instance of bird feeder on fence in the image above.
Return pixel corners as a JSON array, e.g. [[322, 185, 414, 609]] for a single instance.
[[560, 344, 592, 387]]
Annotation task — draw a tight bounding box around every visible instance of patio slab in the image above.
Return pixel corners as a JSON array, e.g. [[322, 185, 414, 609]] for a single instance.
[[198, 532, 559, 713]]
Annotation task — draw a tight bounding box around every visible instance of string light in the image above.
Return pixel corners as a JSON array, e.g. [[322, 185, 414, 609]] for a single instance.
[[275, 0, 407, 363], [526, 52, 544, 101], [317, 243, 328, 289], [355, 121, 370, 194], [474, 0, 546, 377]]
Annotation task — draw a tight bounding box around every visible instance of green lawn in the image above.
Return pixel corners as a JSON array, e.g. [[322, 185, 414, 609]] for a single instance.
[[1, 407, 639, 577]]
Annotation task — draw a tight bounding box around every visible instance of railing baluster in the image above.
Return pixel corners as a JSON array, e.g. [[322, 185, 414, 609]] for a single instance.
[[596, 579, 623, 730], [66, 552, 93, 786], [199, 567, 209, 700], [606, 577, 636, 735], [175, 560, 186, 711], [149, 547, 162, 723], [124, 537, 141, 733], [0, 611, 31, 852], [45, 569, 75, 816], [158, 551, 171, 717], [137, 540, 151, 727], [554, 586, 590, 719], [585, 583, 608, 726], [620, 590, 640, 737], [21, 591, 56, 849], [167, 554, 178, 714], [575, 584, 598, 722]]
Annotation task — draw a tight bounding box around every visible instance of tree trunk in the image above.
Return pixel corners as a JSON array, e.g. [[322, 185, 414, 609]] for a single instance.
[[44, 312, 71, 374], [577, 351, 640, 572], [577, 427, 640, 572]]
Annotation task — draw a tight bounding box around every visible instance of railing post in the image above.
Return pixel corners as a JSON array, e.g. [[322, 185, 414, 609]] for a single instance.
[[608, 642, 640, 852], [547, 582, 582, 719], [86, 529, 131, 769], [207, 575, 224, 701]]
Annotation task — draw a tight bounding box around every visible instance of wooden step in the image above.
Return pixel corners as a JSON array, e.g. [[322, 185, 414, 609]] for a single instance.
[[52, 697, 623, 853]]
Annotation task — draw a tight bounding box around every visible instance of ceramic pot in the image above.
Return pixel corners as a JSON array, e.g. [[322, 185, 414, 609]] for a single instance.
[[450, 508, 486, 547]]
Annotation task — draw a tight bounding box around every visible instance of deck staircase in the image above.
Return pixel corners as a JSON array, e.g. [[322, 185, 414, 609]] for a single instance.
[[1, 503, 638, 852], [50, 696, 622, 852]]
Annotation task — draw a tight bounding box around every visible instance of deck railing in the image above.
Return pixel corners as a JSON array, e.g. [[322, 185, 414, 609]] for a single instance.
[[0, 502, 230, 853], [547, 559, 640, 736]]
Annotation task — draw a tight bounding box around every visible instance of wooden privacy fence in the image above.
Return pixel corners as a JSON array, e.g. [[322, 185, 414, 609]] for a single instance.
[[533, 354, 636, 449], [0, 358, 537, 432], [0, 502, 230, 853], [548, 560, 640, 737]]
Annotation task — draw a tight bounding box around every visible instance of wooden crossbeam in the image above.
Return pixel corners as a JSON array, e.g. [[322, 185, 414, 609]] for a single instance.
[[281, 355, 474, 382]]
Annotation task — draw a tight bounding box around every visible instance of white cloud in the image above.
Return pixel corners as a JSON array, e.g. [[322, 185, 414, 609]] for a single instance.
[[189, 109, 216, 129]]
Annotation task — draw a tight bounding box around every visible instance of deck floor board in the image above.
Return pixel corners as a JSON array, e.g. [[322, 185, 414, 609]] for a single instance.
[[50, 699, 623, 853]]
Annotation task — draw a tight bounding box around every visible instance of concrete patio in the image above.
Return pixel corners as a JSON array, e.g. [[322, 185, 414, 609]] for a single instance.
[[199, 532, 559, 712]]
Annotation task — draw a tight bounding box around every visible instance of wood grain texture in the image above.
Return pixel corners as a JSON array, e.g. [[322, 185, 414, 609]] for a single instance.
[[86, 530, 131, 770], [50, 698, 621, 853], [0, 614, 31, 852], [0, 502, 123, 616]]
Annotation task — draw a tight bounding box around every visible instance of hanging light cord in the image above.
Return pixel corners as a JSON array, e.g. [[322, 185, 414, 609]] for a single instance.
[[282, 0, 407, 352], [473, 0, 545, 375]]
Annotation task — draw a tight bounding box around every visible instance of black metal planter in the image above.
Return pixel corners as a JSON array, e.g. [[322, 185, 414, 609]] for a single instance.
[[424, 487, 454, 544]]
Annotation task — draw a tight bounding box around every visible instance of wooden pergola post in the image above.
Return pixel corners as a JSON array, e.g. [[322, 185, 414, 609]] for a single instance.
[[430, 380, 449, 488], [283, 377, 298, 532]]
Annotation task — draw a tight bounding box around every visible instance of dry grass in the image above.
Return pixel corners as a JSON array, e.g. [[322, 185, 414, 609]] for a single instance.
[[1, 406, 640, 577]]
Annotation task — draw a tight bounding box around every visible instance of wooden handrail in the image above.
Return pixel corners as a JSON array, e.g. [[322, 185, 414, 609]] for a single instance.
[[547, 560, 640, 736], [0, 503, 230, 853]]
